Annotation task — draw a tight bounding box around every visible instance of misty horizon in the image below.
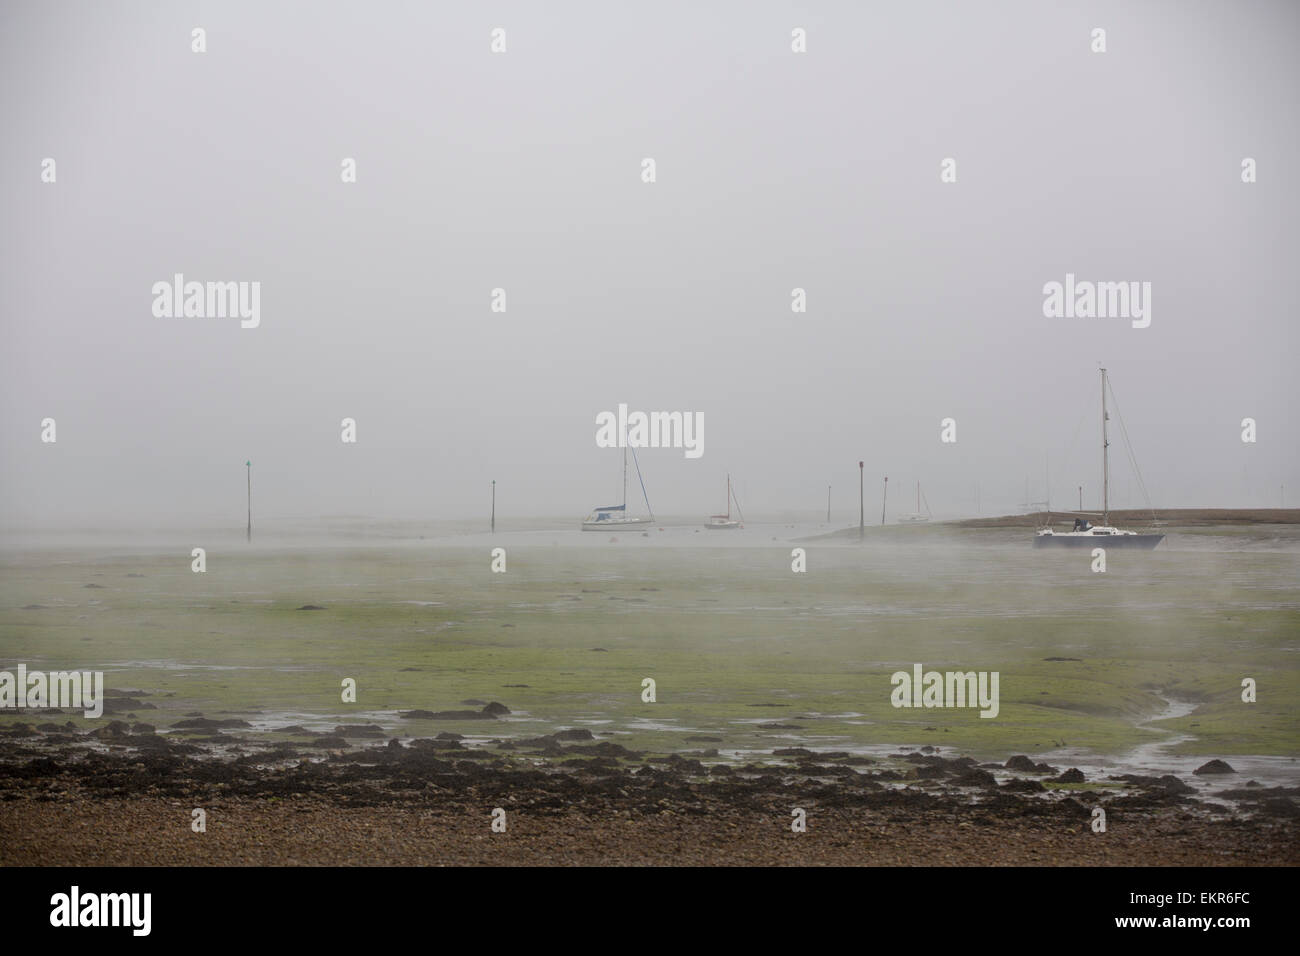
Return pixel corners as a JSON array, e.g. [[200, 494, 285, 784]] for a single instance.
[[3, 1, 1297, 529]]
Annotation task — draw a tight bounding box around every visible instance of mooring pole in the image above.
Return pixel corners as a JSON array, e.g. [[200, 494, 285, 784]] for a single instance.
[[246, 461, 252, 542], [858, 462, 864, 539], [491, 479, 496, 533], [881, 475, 888, 526], [827, 484, 831, 524]]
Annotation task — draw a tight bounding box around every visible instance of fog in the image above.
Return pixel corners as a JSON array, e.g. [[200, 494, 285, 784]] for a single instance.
[[2, 0, 1297, 530]]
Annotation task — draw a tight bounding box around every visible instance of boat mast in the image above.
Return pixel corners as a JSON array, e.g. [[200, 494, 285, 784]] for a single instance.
[[726, 473, 731, 519], [1101, 366, 1110, 526], [623, 443, 628, 509]]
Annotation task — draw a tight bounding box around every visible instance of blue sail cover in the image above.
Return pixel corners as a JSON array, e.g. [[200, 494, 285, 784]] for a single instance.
[[593, 505, 626, 513]]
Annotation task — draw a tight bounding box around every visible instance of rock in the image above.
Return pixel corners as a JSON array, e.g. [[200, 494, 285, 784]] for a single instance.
[[172, 717, 251, 730], [296, 605, 326, 611], [1261, 798, 1299, 819], [1003, 755, 1057, 774], [130, 723, 155, 734], [89, 720, 132, 739], [398, 700, 507, 721], [565, 741, 640, 759], [952, 768, 997, 788], [102, 697, 156, 714], [1157, 775, 1195, 795], [911, 764, 948, 779], [1193, 759, 1235, 775], [553, 728, 594, 741], [333, 724, 385, 738], [1056, 768, 1086, 783]]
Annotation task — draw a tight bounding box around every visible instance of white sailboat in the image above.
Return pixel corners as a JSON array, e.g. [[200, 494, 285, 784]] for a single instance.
[[704, 474, 745, 529], [582, 443, 654, 531], [899, 482, 932, 523], [1034, 367, 1164, 549]]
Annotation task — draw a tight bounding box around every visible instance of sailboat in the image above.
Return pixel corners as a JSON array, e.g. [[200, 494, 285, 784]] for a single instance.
[[1034, 368, 1164, 549], [705, 474, 745, 529], [582, 443, 655, 531], [899, 482, 932, 523]]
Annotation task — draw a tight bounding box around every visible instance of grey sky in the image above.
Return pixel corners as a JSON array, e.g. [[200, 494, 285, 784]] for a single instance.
[[2, 0, 1297, 527]]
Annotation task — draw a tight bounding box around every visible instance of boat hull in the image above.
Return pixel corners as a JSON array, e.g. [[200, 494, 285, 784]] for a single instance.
[[581, 517, 653, 532], [1034, 533, 1164, 549]]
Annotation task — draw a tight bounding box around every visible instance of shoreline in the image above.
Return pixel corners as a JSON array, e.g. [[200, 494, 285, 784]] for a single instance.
[[2, 731, 1296, 866]]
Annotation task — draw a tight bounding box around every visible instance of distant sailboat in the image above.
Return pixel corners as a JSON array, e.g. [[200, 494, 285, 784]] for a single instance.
[[582, 443, 654, 531], [1034, 368, 1164, 549], [899, 482, 932, 523], [705, 474, 745, 529]]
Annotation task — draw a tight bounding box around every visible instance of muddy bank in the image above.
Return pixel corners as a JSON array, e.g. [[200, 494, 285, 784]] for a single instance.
[[1, 731, 1295, 866]]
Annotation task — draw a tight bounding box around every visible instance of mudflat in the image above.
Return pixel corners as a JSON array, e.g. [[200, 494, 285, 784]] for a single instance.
[[2, 518, 1297, 865]]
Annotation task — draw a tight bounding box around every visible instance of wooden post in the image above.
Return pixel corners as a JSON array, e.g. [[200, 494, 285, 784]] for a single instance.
[[858, 462, 864, 539]]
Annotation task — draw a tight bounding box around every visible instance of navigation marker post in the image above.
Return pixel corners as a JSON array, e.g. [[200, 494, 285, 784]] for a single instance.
[[858, 462, 864, 540]]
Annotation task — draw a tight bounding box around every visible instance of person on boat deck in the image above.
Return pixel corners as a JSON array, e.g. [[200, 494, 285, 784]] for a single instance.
[[1073, 518, 1092, 531]]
